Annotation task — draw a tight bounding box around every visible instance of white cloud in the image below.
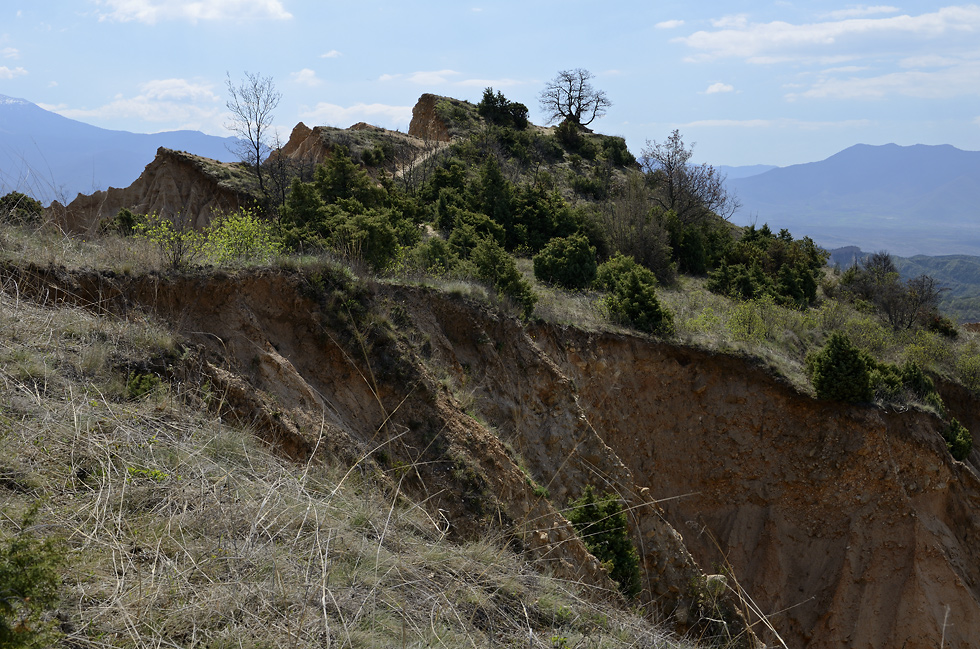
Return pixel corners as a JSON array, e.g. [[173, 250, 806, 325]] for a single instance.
[[711, 14, 749, 29], [821, 65, 870, 73], [788, 62, 980, 99], [685, 117, 874, 129], [379, 69, 460, 85], [705, 82, 734, 94], [899, 53, 971, 68], [656, 19, 685, 29], [43, 78, 225, 132], [320, 50, 342, 59], [298, 102, 413, 129], [677, 6, 980, 62], [96, 0, 292, 24], [290, 68, 321, 87], [0, 66, 27, 79], [824, 5, 900, 20], [140, 78, 218, 102], [1, 47, 18, 59], [408, 69, 460, 85]]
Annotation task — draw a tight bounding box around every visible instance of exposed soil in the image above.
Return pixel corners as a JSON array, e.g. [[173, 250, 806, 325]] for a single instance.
[[8, 262, 980, 648]]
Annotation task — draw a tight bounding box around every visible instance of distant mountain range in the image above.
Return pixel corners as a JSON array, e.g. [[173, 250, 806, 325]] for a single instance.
[[0, 94, 239, 205], [726, 143, 980, 257]]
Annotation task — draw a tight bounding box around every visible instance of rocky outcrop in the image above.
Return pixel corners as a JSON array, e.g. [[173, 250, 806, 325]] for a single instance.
[[408, 93, 452, 142], [46, 147, 256, 235], [272, 122, 333, 167], [45, 92, 460, 236]]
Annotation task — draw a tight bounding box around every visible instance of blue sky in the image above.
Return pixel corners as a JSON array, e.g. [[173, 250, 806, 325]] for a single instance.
[[2, 1, 979, 166]]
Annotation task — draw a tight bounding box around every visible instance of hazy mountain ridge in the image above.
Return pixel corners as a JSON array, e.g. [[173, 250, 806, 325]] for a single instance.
[[730, 143, 980, 256], [0, 94, 239, 204], [716, 164, 778, 180]]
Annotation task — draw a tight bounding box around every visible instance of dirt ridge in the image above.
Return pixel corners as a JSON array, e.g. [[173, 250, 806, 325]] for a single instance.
[[12, 262, 980, 647], [0, 263, 761, 647]]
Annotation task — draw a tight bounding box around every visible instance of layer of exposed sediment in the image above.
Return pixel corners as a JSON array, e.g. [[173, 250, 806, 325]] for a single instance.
[[7, 262, 980, 648], [46, 148, 254, 234]]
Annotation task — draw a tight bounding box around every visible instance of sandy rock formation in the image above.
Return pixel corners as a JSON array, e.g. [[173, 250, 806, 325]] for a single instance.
[[272, 121, 333, 167], [46, 148, 255, 235], [45, 92, 459, 237], [408, 93, 452, 142]]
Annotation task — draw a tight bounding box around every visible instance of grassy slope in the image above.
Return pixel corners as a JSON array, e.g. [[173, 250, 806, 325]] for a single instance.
[[0, 228, 701, 649]]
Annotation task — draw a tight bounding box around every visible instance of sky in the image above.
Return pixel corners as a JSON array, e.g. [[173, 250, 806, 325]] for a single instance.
[[1, 0, 979, 167]]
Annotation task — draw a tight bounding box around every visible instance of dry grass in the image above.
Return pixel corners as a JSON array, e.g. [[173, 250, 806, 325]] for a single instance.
[[0, 261, 698, 648]]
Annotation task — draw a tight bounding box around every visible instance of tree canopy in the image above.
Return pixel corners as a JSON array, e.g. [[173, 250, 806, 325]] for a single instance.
[[539, 69, 610, 127]]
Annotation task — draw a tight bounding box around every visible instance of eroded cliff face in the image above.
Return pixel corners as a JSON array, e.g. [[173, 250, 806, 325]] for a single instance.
[[7, 263, 979, 648], [535, 328, 980, 649], [46, 148, 254, 235], [2, 264, 758, 647], [408, 93, 452, 142]]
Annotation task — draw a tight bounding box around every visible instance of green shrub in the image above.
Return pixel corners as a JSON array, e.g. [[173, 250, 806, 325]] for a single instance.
[[532, 234, 597, 289], [566, 486, 641, 599], [943, 419, 973, 461], [806, 333, 872, 403], [333, 210, 403, 274], [133, 212, 204, 269], [203, 208, 283, 265], [0, 503, 63, 648], [900, 360, 935, 398], [600, 136, 636, 167], [0, 191, 43, 225], [595, 254, 641, 291], [926, 314, 958, 338], [604, 268, 674, 336], [126, 371, 162, 401], [406, 237, 459, 275], [470, 238, 537, 318], [726, 300, 766, 343], [99, 207, 141, 236], [570, 171, 609, 200], [477, 88, 529, 130]]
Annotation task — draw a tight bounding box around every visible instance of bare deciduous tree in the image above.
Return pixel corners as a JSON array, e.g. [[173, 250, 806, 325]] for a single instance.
[[641, 129, 739, 224], [600, 170, 675, 283], [539, 68, 610, 127], [226, 71, 281, 196], [844, 251, 945, 330]]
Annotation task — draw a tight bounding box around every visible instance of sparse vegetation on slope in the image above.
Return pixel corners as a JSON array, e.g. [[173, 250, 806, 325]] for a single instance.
[[0, 269, 706, 649]]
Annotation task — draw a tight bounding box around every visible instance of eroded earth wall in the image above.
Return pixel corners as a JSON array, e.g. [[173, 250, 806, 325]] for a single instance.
[[8, 262, 979, 648], [536, 327, 980, 649]]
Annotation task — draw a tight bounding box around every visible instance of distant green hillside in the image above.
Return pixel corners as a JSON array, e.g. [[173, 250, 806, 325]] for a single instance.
[[829, 247, 980, 323], [896, 255, 980, 323]]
